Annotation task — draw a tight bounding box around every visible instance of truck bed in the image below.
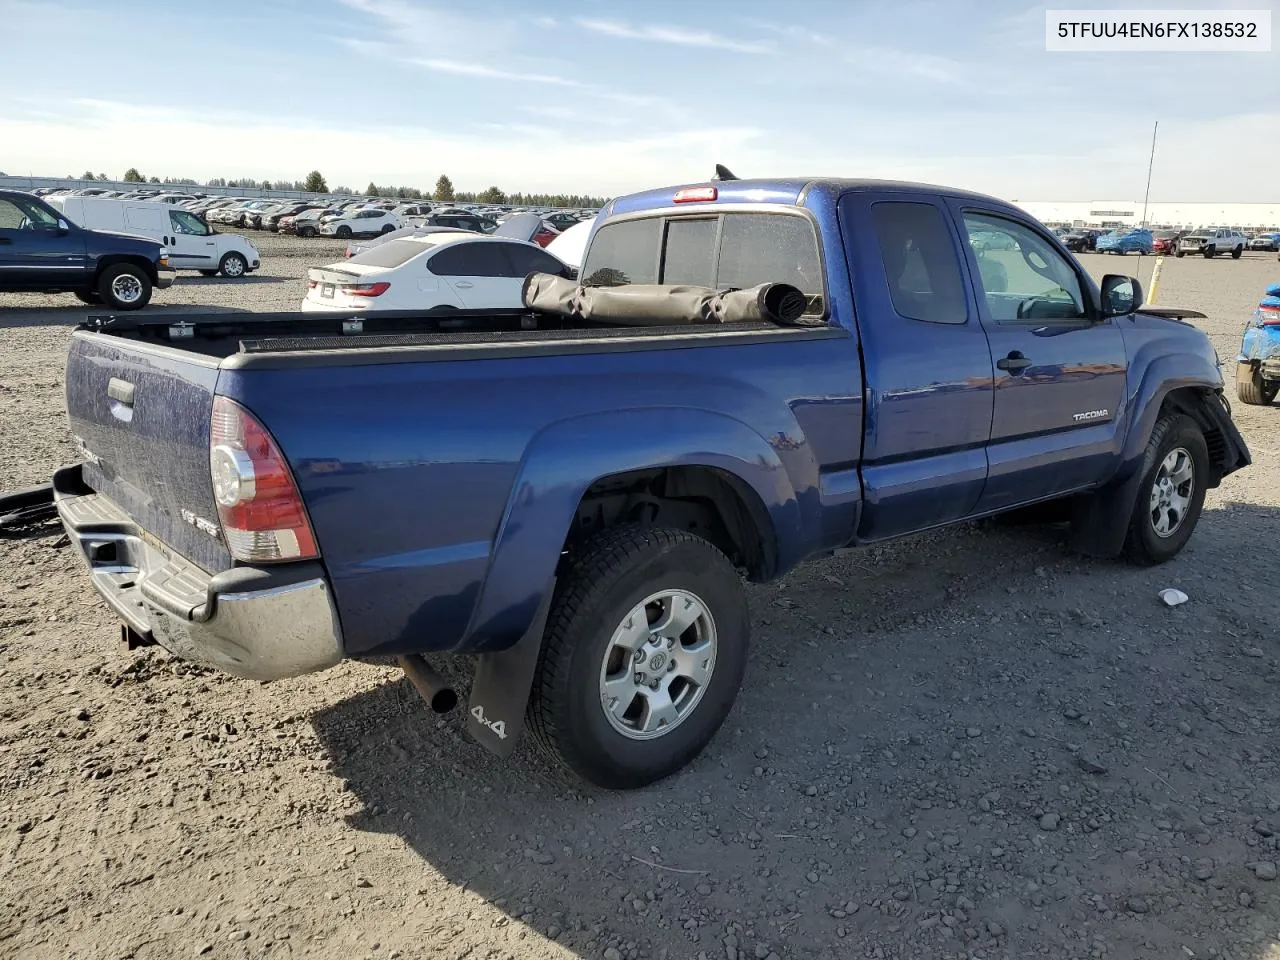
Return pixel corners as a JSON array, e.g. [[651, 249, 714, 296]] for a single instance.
[[79, 308, 825, 364]]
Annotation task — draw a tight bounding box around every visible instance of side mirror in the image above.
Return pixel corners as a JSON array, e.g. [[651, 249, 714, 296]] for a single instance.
[[1100, 274, 1143, 317], [56, 219, 70, 235]]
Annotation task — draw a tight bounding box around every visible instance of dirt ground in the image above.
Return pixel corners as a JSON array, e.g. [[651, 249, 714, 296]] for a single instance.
[[2, 234, 1279, 960]]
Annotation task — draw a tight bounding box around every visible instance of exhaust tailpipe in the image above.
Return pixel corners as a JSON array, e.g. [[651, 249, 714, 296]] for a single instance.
[[397, 655, 459, 714]]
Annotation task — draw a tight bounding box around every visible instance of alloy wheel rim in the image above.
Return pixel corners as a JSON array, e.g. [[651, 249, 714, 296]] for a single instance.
[[1149, 447, 1194, 538], [598, 589, 717, 741], [111, 274, 142, 303]]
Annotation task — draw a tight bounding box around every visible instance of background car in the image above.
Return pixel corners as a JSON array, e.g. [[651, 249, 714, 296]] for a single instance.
[[419, 211, 499, 233], [1178, 228, 1247, 259], [344, 224, 473, 258], [1248, 232, 1280, 251], [318, 208, 403, 238], [1235, 282, 1280, 405], [1153, 230, 1181, 255], [1095, 227, 1154, 255], [303, 234, 570, 312]]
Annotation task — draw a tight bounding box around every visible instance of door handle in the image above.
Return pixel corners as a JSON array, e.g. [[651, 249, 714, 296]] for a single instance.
[[996, 351, 1033, 373], [453, 280, 474, 289]]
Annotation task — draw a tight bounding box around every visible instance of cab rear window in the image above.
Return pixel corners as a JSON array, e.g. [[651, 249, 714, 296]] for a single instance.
[[581, 211, 825, 317]]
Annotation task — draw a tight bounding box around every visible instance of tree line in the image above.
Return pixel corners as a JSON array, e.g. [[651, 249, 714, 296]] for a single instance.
[[66, 170, 609, 206]]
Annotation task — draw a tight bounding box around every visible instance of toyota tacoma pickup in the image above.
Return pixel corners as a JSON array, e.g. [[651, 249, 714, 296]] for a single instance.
[[0, 189, 175, 309], [51, 176, 1249, 788]]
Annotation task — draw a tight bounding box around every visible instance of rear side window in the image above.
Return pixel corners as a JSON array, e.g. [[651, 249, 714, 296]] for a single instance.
[[347, 239, 429, 268], [870, 202, 967, 324], [428, 241, 511, 277]]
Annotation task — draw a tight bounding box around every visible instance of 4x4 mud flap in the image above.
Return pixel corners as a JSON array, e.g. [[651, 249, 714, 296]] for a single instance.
[[465, 582, 555, 758]]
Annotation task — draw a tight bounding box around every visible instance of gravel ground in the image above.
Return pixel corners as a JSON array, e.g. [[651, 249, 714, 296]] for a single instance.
[[2, 234, 1279, 960]]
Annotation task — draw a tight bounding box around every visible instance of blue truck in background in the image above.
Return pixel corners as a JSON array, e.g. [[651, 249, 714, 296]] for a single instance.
[[54, 175, 1250, 788]]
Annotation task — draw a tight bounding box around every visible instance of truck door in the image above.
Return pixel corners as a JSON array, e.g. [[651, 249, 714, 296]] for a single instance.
[[948, 205, 1128, 512], [0, 194, 87, 288], [839, 193, 994, 541]]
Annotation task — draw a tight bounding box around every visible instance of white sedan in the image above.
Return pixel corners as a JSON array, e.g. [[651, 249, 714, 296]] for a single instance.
[[318, 209, 403, 239], [303, 233, 571, 312]]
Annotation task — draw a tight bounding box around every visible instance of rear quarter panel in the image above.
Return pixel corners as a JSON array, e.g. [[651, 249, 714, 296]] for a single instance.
[[219, 331, 863, 656]]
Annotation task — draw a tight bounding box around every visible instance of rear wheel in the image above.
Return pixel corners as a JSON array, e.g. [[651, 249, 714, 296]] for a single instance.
[[528, 526, 748, 789], [1236, 362, 1277, 405], [74, 290, 102, 305], [1123, 414, 1208, 565], [380, 223, 395, 234], [299, 225, 317, 238], [218, 252, 247, 278], [1231, 245, 1243, 260], [97, 264, 152, 311], [1176, 250, 1185, 258]]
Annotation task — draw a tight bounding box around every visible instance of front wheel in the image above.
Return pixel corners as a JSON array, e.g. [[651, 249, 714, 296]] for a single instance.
[[1204, 246, 1216, 259], [335, 226, 352, 239], [1123, 414, 1209, 565], [97, 264, 153, 311], [218, 252, 248, 278], [528, 527, 748, 789]]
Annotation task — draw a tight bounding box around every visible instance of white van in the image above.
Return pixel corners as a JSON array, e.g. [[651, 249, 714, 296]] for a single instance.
[[47, 196, 260, 278]]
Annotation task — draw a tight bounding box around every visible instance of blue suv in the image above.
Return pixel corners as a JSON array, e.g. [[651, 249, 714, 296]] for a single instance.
[[1095, 227, 1154, 256]]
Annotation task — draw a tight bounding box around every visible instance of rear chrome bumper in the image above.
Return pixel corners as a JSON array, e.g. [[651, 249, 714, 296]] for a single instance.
[[53, 465, 343, 682]]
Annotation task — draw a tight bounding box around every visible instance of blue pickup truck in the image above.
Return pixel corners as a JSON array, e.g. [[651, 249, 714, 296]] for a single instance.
[[53, 176, 1249, 788]]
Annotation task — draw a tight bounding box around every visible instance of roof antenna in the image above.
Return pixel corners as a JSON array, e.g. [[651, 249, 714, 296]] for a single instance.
[[712, 164, 739, 182]]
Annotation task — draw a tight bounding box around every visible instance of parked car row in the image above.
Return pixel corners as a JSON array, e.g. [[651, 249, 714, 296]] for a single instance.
[[1051, 224, 1277, 259]]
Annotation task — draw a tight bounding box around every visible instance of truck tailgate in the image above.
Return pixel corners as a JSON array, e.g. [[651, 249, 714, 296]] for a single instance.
[[65, 333, 232, 573]]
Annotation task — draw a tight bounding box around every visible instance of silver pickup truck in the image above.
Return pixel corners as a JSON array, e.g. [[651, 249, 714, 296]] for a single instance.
[[1177, 228, 1246, 259]]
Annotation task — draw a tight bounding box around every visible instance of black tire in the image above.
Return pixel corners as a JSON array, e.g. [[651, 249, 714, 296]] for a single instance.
[[74, 290, 102, 305], [199, 269, 218, 277], [97, 263, 152, 311], [1236, 362, 1277, 405], [218, 252, 248, 278], [1231, 246, 1243, 260], [335, 226, 352, 239], [380, 223, 395, 234], [528, 526, 748, 789], [1204, 246, 1215, 259], [1122, 414, 1209, 565], [299, 225, 317, 238], [1176, 251, 1185, 258]]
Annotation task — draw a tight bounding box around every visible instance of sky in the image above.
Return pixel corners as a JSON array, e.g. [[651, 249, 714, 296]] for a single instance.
[[1, 0, 1277, 201]]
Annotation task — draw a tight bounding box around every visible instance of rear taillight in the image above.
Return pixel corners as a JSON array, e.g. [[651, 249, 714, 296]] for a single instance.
[[307, 280, 317, 289], [343, 281, 390, 297], [1260, 305, 1280, 326], [210, 396, 318, 562]]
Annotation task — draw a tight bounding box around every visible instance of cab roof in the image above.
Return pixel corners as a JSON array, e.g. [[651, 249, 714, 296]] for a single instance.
[[606, 177, 1010, 217]]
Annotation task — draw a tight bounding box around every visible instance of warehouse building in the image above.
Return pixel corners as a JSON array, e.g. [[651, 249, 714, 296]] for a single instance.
[[1012, 200, 1280, 232]]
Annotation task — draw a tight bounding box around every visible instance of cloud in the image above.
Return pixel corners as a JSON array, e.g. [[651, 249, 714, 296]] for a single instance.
[[746, 19, 835, 47], [574, 18, 773, 54], [0, 98, 772, 197], [407, 57, 580, 86]]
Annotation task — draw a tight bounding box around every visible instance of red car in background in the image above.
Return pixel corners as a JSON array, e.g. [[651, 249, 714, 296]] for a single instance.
[[1153, 231, 1181, 255]]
